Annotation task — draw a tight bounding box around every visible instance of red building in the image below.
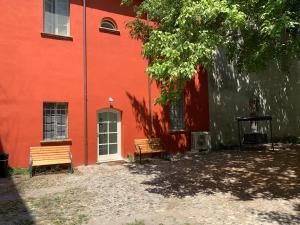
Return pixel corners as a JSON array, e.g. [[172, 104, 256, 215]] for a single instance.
[[0, 0, 209, 168]]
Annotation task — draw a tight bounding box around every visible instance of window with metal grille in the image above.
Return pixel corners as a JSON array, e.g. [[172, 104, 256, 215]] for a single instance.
[[43, 102, 68, 140], [170, 97, 185, 131], [44, 0, 70, 36]]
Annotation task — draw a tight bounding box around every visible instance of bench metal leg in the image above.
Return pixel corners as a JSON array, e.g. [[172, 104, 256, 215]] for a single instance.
[[29, 165, 33, 178], [69, 163, 74, 174], [139, 147, 142, 164], [139, 148, 142, 164], [29, 156, 33, 178], [69, 151, 74, 173]]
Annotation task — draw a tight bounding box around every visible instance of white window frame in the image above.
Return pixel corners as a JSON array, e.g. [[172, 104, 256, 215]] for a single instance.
[[100, 19, 117, 30], [97, 109, 122, 162], [43, 102, 68, 140], [43, 0, 70, 36], [99, 18, 120, 35]]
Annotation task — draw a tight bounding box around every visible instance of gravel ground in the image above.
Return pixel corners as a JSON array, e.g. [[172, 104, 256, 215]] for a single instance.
[[0, 147, 299, 225]]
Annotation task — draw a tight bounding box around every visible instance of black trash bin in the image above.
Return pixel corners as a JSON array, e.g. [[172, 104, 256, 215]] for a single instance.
[[0, 153, 9, 178]]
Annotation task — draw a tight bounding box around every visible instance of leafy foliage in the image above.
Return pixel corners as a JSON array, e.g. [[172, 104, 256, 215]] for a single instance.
[[230, 0, 300, 72], [122, 0, 300, 104]]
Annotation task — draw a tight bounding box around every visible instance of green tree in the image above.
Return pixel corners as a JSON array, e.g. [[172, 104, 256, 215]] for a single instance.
[[122, 0, 300, 104]]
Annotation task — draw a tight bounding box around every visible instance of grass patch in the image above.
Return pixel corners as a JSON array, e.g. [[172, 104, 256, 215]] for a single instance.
[[127, 154, 135, 163], [8, 168, 29, 176], [125, 222, 192, 225], [26, 188, 92, 225], [125, 220, 145, 225]]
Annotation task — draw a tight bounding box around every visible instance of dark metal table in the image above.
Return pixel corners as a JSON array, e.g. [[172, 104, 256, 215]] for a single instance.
[[236, 115, 274, 150]]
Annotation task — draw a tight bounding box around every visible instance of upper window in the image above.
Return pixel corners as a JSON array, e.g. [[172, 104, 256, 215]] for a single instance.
[[101, 20, 117, 30], [170, 97, 185, 131], [99, 18, 120, 35], [43, 102, 68, 140], [43, 0, 70, 36]]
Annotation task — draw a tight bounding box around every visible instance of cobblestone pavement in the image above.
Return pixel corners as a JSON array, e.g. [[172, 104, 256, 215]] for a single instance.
[[0, 148, 299, 225]]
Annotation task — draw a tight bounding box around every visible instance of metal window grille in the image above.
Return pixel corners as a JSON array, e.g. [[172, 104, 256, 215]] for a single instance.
[[44, 0, 70, 36], [170, 97, 184, 131], [43, 102, 68, 140]]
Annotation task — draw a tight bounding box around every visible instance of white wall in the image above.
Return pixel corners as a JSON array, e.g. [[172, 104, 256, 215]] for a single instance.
[[208, 51, 300, 148]]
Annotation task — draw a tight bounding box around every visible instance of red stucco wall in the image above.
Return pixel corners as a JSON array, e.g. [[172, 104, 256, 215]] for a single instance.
[[150, 69, 210, 152], [0, 0, 209, 168], [0, 0, 85, 168]]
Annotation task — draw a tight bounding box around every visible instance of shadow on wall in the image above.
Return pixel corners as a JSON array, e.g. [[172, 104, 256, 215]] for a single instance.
[[72, 0, 136, 17], [0, 138, 3, 155], [126, 92, 188, 152], [185, 71, 210, 131], [126, 149, 300, 203], [126, 72, 209, 152], [209, 50, 300, 147]]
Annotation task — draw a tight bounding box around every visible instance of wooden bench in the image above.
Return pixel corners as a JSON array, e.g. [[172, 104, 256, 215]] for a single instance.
[[134, 138, 166, 163], [29, 145, 73, 177]]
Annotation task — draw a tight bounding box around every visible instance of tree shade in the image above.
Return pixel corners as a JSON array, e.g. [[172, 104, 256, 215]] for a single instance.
[[122, 0, 300, 104]]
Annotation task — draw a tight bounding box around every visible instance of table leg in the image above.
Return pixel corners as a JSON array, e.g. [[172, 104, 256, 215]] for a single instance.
[[270, 120, 274, 150], [237, 121, 242, 150]]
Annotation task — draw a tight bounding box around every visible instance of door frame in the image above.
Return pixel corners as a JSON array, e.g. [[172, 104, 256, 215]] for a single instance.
[[96, 108, 122, 162]]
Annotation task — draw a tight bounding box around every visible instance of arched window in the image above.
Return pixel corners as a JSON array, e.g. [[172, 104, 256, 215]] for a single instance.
[[101, 20, 117, 30], [99, 18, 120, 35]]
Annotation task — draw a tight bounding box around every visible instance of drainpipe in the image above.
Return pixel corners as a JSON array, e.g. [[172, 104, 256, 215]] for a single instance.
[[148, 76, 153, 137], [83, 0, 88, 166], [146, 15, 153, 138]]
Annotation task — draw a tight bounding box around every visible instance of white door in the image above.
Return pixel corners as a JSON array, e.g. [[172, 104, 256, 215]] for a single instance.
[[97, 110, 121, 162]]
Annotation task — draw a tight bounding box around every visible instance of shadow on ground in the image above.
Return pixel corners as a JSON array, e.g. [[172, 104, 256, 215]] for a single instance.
[[126, 148, 300, 201], [0, 139, 34, 224], [0, 177, 35, 225], [254, 207, 300, 225]]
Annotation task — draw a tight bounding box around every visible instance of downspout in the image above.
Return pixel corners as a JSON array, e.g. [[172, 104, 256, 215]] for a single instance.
[[83, 0, 88, 166], [146, 15, 153, 138], [148, 76, 153, 137]]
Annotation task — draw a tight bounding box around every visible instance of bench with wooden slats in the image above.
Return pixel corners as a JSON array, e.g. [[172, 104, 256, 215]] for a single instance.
[[29, 145, 73, 177], [134, 138, 166, 163]]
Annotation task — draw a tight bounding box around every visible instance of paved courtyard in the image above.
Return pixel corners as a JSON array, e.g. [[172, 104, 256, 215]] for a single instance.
[[0, 147, 299, 225]]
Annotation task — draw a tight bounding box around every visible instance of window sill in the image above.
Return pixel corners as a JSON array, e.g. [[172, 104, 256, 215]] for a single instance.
[[40, 139, 72, 145], [41, 32, 73, 41], [169, 130, 188, 134], [99, 27, 120, 35]]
